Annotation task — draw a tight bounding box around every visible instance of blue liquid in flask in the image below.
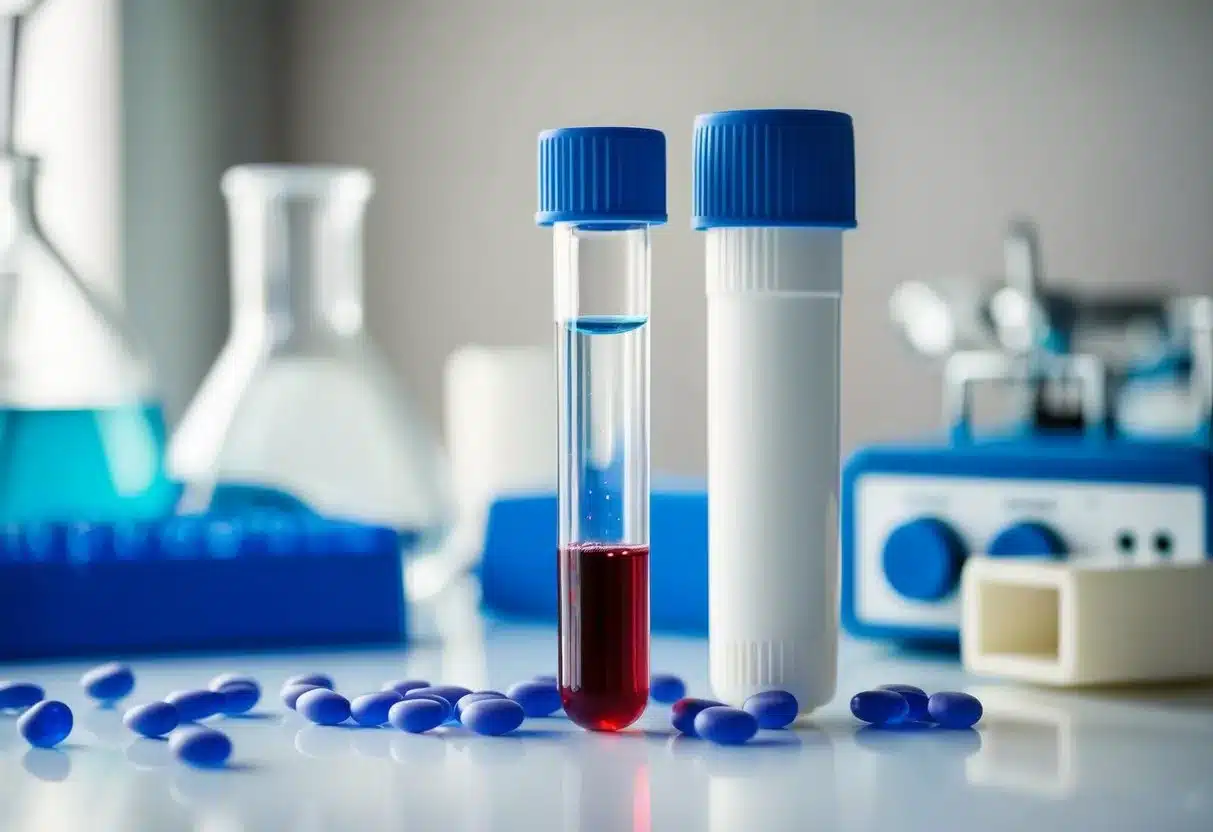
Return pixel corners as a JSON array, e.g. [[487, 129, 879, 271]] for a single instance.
[[0, 403, 179, 523]]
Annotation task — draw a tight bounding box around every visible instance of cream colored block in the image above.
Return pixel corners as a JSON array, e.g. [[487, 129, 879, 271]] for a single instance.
[[961, 557, 1213, 687]]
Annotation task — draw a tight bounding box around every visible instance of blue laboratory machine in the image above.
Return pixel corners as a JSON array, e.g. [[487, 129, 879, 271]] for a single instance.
[[843, 223, 1212, 645]]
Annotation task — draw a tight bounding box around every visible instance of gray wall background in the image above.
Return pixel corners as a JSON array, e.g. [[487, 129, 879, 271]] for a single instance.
[[123, 0, 287, 420], [275, 0, 1213, 476]]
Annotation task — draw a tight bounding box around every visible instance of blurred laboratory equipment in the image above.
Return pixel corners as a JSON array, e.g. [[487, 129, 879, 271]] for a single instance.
[[842, 335, 1210, 646], [168, 164, 452, 535], [890, 219, 1210, 437], [406, 345, 554, 603], [1117, 294, 1211, 439], [0, 0, 176, 523], [0, 513, 407, 659]]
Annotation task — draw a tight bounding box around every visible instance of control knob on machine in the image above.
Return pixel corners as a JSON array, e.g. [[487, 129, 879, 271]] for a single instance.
[[881, 517, 968, 602], [987, 521, 1067, 559]]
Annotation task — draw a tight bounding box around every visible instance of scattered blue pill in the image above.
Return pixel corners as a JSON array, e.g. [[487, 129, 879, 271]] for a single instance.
[[164, 689, 225, 722], [461, 697, 525, 737], [742, 690, 799, 729], [285, 673, 334, 691], [281, 683, 322, 710], [350, 691, 403, 727], [399, 693, 452, 723], [404, 685, 472, 710], [694, 706, 758, 746], [850, 690, 910, 726], [80, 662, 136, 703], [382, 679, 430, 696], [649, 673, 687, 704], [879, 684, 931, 723], [17, 700, 73, 748], [671, 698, 724, 737], [455, 691, 507, 722], [217, 681, 260, 715], [0, 681, 44, 711], [209, 673, 256, 691], [388, 697, 447, 733], [123, 701, 180, 738], [507, 680, 562, 717], [297, 688, 351, 726], [928, 691, 983, 729], [170, 726, 232, 768]]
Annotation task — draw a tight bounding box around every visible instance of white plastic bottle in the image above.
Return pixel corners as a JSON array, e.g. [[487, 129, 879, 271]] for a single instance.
[[692, 109, 857, 713]]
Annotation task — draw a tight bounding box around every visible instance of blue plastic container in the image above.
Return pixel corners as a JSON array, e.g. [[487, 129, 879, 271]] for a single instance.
[[479, 479, 708, 633]]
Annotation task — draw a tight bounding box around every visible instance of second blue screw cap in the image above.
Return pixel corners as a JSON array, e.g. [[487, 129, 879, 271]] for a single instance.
[[692, 109, 856, 230], [536, 127, 667, 226]]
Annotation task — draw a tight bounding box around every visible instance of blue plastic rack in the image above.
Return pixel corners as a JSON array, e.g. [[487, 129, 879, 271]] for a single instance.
[[0, 514, 413, 660]]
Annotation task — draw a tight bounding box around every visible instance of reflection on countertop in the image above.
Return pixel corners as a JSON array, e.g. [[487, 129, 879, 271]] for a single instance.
[[0, 575, 1211, 831]]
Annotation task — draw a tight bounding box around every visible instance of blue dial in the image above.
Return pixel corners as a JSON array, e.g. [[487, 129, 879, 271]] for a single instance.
[[881, 517, 967, 602], [987, 521, 1067, 559]]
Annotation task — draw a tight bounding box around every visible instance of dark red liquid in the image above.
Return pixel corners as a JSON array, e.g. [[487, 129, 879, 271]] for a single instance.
[[558, 542, 650, 731]]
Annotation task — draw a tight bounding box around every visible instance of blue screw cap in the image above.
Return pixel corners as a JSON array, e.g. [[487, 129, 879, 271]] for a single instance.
[[692, 109, 856, 230], [536, 127, 667, 226]]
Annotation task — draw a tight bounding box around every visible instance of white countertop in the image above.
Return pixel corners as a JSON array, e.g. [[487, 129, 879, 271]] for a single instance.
[[2, 581, 1211, 832]]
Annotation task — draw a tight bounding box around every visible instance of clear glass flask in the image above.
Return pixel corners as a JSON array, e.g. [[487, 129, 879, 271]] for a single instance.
[[538, 127, 665, 732], [168, 165, 452, 536], [0, 152, 176, 523]]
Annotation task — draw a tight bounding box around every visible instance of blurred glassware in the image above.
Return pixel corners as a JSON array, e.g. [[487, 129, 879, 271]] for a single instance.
[[406, 345, 553, 608], [168, 164, 452, 536], [0, 2, 176, 523], [891, 218, 1204, 436]]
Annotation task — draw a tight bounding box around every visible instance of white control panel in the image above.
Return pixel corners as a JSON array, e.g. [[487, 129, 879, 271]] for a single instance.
[[854, 474, 1207, 632]]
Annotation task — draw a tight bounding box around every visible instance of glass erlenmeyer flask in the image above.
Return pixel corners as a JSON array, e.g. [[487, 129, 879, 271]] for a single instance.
[[0, 153, 177, 522], [168, 164, 452, 537]]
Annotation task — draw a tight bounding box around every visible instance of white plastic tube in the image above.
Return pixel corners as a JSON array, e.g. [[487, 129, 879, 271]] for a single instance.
[[706, 226, 842, 710]]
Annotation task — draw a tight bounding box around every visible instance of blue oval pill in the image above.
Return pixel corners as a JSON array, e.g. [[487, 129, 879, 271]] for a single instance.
[[694, 706, 758, 746], [850, 690, 910, 726], [123, 701, 180, 738], [0, 681, 44, 711], [297, 688, 351, 726], [742, 690, 799, 729], [671, 698, 723, 737], [18, 700, 73, 748], [382, 679, 430, 697], [350, 691, 403, 726], [382, 679, 430, 696], [399, 692, 451, 722], [506, 680, 561, 717], [461, 698, 525, 736], [170, 726, 232, 768], [209, 673, 256, 691], [285, 673, 334, 690], [80, 662, 136, 703], [404, 685, 472, 710], [281, 683, 321, 710], [388, 697, 447, 733], [927, 691, 983, 729], [164, 689, 225, 722], [455, 691, 507, 722], [649, 673, 687, 704], [217, 681, 260, 715], [879, 684, 931, 722]]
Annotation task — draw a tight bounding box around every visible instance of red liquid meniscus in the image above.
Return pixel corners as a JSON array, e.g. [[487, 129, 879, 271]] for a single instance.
[[558, 542, 650, 731]]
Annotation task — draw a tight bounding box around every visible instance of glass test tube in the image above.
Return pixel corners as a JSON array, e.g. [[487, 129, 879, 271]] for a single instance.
[[536, 126, 666, 732]]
